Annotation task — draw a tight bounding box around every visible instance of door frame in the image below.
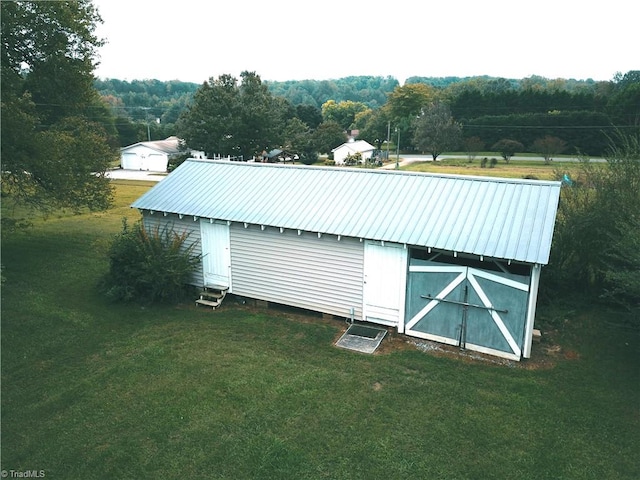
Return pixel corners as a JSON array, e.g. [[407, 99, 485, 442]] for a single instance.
[[200, 220, 231, 290], [363, 241, 408, 329]]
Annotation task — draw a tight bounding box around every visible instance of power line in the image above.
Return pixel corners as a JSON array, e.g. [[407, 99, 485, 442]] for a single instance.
[[463, 124, 636, 129]]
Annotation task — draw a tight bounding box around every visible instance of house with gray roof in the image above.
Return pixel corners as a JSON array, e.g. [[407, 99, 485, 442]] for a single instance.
[[120, 136, 204, 172], [131, 159, 562, 361]]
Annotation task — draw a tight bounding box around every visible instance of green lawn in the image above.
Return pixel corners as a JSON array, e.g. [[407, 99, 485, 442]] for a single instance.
[[398, 157, 584, 181], [1, 180, 638, 479]]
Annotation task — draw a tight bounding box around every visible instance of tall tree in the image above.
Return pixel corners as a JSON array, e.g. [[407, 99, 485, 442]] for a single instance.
[[608, 70, 640, 127], [386, 83, 437, 154], [295, 104, 323, 130], [386, 83, 436, 120], [321, 100, 369, 130], [1, 0, 115, 225], [311, 121, 347, 156], [177, 71, 279, 159], [281, 117, 312, 160], [176, 74, 240, 157], [412, 102, 462, 161], [355, 107, 392, 150], [237, 71, 279, 158]]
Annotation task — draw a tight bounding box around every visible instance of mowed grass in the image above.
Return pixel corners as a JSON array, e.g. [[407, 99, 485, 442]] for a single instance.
[[399, 157, 583, 180], [1, 179, 638, 479]]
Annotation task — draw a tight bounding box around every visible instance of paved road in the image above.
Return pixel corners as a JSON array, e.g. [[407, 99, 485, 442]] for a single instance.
[[380, 154, 604, 169]]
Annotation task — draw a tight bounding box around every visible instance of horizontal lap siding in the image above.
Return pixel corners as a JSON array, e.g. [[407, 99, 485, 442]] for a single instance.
[[230, 224, 364, 319], [142, 213, 204, 286]]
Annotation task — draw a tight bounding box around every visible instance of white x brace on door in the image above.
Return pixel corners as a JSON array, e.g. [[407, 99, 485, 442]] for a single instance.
[[405, 263, 530, 361]]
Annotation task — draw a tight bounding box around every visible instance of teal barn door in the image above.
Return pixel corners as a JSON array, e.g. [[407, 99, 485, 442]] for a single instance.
[[405, 258, 530, 361]]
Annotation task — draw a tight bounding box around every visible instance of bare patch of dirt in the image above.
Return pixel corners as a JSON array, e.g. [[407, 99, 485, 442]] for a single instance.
[[373, 327, 572, 369], [373, 331, 416, 354]]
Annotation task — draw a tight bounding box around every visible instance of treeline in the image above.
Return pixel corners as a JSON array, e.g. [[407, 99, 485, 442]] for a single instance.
[[95, 78, 200, 125], [95, 72, 639, 156], [94, 75, 399, 123], [95, 74, 609, 120], [407, 74, 604, 92], [439, 75, 637, 156], [265, 76, 399, 108]]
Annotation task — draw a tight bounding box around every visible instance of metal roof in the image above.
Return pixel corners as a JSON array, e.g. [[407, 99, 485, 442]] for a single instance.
[[331, 139, 375, 153], [131, 159, 562, 265], [121, 136, 182, 155]]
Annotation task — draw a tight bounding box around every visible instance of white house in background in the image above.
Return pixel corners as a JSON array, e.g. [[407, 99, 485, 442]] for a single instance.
[[331, 139, 376, 165], [120, 136, 205, 172]]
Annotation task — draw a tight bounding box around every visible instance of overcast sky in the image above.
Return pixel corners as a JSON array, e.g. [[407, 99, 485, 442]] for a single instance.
[[93, 0, 637, 85]]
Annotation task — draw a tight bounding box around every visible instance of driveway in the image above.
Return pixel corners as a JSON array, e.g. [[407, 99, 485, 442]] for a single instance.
[[105, 169, 166, 182]]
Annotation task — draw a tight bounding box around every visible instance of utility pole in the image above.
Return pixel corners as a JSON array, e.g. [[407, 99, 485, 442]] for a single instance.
[[395, 128, 400, 169], [386, 121, 390, 162], [142, 107, 151, 141]]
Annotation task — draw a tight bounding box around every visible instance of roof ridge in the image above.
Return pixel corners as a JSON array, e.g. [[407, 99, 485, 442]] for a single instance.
[[183, 158, 561, 186]]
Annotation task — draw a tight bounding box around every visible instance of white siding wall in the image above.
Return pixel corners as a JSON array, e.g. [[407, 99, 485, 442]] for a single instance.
[[333, 146, 350, 165], [333, 145, 374, 165], [142, 213, 204, 286], [229, 224, 365, 319], [121, 145, 169, 172]]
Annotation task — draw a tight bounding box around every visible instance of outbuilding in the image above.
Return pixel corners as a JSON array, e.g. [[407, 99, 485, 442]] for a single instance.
[[331, 139, 376, 165], [120, 136, 204, 172], [132, 159, 561, 361]]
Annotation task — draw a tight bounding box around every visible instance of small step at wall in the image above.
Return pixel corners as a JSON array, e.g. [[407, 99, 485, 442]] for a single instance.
[[195, 285, 228, 310]]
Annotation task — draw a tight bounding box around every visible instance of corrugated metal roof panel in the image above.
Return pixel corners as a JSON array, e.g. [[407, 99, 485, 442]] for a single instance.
[[131, 159, 561, 265]]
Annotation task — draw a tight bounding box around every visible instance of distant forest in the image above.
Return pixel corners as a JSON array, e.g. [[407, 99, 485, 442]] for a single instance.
[[95, 75, 400, 122], [95, 72, 639, 156], [95, 74, 611, 119]]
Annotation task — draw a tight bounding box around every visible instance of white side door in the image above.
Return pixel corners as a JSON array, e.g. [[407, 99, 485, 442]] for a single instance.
[[200, 220, 231, 289], [363, 242, 407, 328]]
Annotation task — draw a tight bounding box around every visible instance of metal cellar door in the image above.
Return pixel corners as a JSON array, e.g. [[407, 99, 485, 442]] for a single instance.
[[200, 220, 231, 289], [405, 263, 530, 361]]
